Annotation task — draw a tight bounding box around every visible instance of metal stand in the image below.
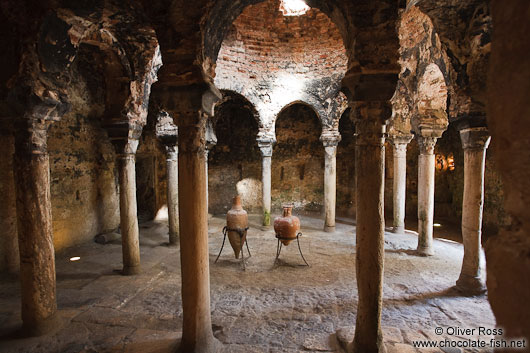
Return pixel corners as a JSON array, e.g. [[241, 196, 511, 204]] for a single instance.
[[274, 232, 309, 267], [215, 226, 251, 270]]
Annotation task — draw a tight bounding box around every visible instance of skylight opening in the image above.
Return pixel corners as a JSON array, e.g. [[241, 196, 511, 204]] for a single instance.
[[280, 0, 310, 16]]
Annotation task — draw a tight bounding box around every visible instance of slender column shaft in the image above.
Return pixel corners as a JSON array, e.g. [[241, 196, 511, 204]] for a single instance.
[[417, 136, 437, 256], [456, 128, 490, 294], [118, 152, 141, 275], [259, 141, 273, 226], [352, 111, 386, 353], [14, 120, 58, 335], [166, 147, 179, 246], [178, 114, 216, 353], [391, 137, 412, 233], [323, 144, 338, 232]]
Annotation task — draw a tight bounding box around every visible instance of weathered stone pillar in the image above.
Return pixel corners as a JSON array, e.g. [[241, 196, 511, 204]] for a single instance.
[[205, 118, 217, 213], [0, 123, 19, 274], [456, 127, 490, 294], [178, 111, 217, 352], [155, 111, 179, 245], [351, 103, 388, 353], [416, 135, 438, 256], [166, 146, 179, 246], [321, 131, 341, 232], [14, 118, 59, 335], [116, 138, 141, 275], [258, 138, 274, 226], [390, 135, 413, 233]]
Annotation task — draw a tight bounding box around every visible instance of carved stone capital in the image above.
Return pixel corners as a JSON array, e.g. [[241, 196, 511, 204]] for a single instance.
[[257, 138, 274, 157], [166, 145, 178, 160], [205, 117, 217, 151], [355, 119, 387, 146], [417, 136, 438, 155], [460, 127, 491, 151], [14, 118, 51, 157], [320, 130, 341, 148]]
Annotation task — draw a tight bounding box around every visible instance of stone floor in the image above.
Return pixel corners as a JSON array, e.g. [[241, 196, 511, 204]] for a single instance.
[[0, 213, 496, 353]]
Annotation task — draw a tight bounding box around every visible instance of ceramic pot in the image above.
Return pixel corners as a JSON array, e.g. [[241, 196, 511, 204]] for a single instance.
[[273, 205, 300, 245], [226, 195, 248, 259]]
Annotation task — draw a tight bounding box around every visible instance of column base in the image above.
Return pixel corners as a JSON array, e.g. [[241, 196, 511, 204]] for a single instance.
[[350, 338, 387, 353], [122, 265, 141, 276], [392, 226, 405, 234], [178, 335, 222, 353], [22, 312, 62, 337], [324, 225, 336, 233], [456, 275, 487, 296], [168, 233, 179, 247], [416, 245, 434, 256]]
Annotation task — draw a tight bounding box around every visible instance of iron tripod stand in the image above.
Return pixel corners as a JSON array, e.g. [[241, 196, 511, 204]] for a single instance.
[[274, 232, 309, 267], [215, 226, 251, 270]]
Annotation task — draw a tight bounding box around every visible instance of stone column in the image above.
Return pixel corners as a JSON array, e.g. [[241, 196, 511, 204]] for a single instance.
[[258, 138, 274, 226], [456, 127, 491, 294], [390, 135, 413, 233], [321, 132, 341, 232], [351, 104, 387, 353], [117, 139, 141, 275], [205, 118, 217, 213], [416, 135, 438, 256], [13, 118, 59, 335], [166, 145, 179, 246], [155, 111, 179, 245], [178, 112, 217, 353]]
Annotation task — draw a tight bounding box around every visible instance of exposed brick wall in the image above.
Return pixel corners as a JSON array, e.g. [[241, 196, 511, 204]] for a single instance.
[[215, 0, 347, 130]]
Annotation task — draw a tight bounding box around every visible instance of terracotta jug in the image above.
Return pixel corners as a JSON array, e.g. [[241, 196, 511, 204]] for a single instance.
[[273, 205, 300, 245], [226, 195, 249, 259]]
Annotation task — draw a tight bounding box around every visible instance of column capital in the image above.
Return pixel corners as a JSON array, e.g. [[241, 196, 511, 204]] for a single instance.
[[417, 135, 438, 155], [320, 130, 341, 147], [351, 101, 390, 146], [460, 127, 491, 150], [14, 118, 52, 157], [205, 117, 217, 151], [258, 141, 273, 157], [257, 136, 275, 157], [166, 145, 178, 160], [389, 134, 413, 147]]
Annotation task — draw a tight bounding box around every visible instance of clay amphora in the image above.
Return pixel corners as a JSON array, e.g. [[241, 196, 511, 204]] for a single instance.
[[273, 205, 300, 246], [226, 195, 248, 259]]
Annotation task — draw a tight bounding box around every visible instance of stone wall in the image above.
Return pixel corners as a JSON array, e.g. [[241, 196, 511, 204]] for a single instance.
[[272, 104, 324, 212], [208, 99, 262, 214], [47, 113, 120, 252]]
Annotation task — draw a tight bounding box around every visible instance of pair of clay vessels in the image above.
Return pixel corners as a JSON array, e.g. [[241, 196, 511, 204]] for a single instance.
[[226, 198, 301, 256], [226, 196, 248, 259], [273, 205, 300, 246]]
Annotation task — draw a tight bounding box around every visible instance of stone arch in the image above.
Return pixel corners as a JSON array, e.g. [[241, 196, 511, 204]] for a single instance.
[[276, 99, 326, 125], [215, 90, 262, 128]]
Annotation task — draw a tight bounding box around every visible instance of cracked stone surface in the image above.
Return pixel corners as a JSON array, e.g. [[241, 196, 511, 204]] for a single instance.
[[0, 214, 495, 352]]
